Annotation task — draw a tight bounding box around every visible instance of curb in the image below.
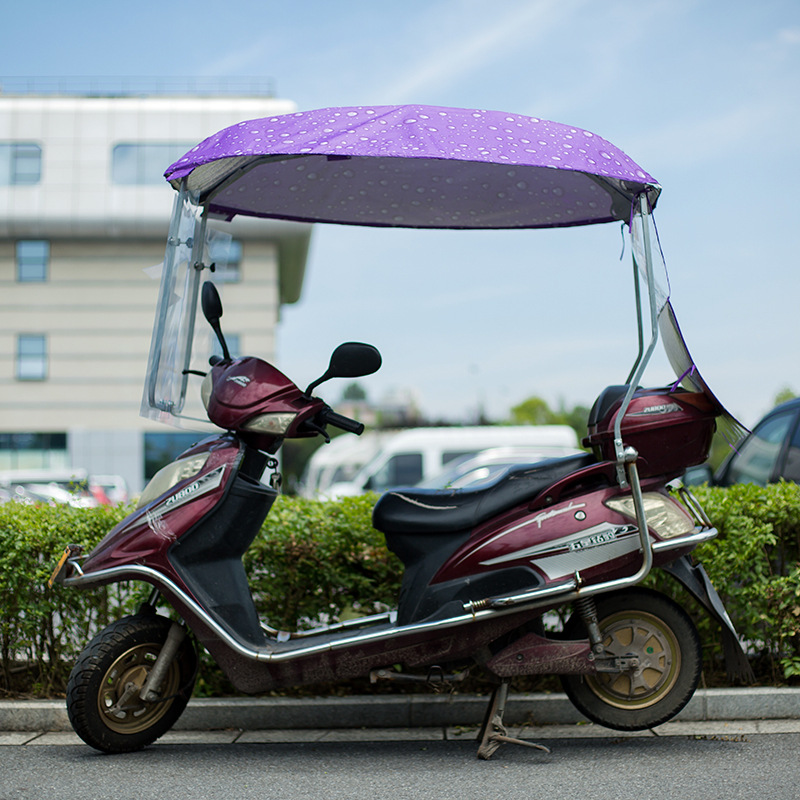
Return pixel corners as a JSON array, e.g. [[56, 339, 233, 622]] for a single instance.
[[2, 688, 799, 733]]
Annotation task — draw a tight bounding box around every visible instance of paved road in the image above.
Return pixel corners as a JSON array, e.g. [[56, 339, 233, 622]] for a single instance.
[[1, 727, 797, 800]]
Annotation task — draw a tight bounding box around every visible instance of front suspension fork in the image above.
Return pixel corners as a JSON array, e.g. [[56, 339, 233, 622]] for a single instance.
[[137, 589, 187, 703], [139, 621, 187, 702]]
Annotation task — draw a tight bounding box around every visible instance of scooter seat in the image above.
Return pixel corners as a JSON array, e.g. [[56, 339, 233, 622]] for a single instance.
[[372, 452, 595, 536]]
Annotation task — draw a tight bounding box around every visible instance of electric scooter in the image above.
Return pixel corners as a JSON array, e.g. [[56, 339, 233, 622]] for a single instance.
[[50, 104, 751, 758]]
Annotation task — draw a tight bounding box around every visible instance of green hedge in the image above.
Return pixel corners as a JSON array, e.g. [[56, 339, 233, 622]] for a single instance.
[[1, 483, 799, 697], [244, 495, 401, 631], [0, 494, 400, 697], [679, 481, 800, 682], [0, 502, 145, 696]]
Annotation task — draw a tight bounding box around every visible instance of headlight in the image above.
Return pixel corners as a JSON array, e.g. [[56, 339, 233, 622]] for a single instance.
[[137, 453, 210, 509], [241, 412, 297, 435], [605, 492, 695, 540]]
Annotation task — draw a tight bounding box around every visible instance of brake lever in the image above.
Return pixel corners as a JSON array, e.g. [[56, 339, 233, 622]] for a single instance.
[[301, 420, 330, 443]]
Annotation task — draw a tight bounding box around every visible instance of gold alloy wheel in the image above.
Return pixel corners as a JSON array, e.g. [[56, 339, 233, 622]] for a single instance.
[[583, 610, 681, 710], [97, 642, 180, 735]]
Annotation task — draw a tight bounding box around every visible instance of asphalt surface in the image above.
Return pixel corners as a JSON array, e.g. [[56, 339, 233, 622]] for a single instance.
[[2, 725, 799, 800], [3, 689, 798, 800]]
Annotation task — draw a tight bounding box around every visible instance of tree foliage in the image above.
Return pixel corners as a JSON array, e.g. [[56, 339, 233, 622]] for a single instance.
[[774, 386, 797, 406], [341, 382, 368, 402], [509, 395, 590, 441]]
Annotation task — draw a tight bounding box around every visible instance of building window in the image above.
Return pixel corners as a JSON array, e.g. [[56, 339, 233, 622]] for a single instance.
[[0, 432, 68, 471], [208, 238, 242, 283], [111, 143, 195, 185], [17, 335, 47, 381], [16, 240, 49, 282], [0, 142, 42, 185]]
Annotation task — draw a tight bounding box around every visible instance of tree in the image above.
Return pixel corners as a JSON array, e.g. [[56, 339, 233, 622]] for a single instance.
[[774, 386, 797, 406], [509, 396, 590, 442], [342, 382, 367, 402], [509, 396, 555, 426]]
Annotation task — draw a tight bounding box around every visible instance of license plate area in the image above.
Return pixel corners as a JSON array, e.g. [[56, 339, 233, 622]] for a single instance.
[[48, 544, 83, 587]]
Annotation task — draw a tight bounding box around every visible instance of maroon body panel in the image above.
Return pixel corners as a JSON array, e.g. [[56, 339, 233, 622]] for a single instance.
[[487, 632, 594, 677], [205, 357, 325, 443], [79, 436, 243, 597]]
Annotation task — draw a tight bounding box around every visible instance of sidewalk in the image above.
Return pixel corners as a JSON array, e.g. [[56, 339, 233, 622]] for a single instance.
[[2, 688, 800, 746]]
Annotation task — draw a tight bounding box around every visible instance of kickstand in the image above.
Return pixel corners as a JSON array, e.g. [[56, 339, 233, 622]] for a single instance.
[[476, 681, 551, 760]]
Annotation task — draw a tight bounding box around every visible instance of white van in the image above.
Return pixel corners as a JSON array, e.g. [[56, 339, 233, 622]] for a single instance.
[[298, 432, 391, 499], [325, 425, 582, 497]]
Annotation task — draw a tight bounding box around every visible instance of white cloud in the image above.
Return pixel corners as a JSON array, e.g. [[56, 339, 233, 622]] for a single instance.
[[777, 27, 800, 45], [383, 0, 586, 103], [197, 34, 274, 77]]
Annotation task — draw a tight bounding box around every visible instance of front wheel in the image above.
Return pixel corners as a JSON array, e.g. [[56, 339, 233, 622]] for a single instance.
[[66, 613, 197, 753], [560, 588, 701, 731]]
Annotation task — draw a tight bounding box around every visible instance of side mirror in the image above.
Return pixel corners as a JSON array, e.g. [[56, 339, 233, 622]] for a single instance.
[[305, 343, 382, 396], [201, 282, 230, 361]]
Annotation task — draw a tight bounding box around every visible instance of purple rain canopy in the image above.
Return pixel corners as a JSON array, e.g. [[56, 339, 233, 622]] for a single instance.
[[164, 105, 660, 230]]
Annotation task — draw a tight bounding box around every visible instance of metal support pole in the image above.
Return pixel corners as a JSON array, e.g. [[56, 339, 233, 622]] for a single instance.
[[614, 194, 660, 486], [174, 210, 209, 412]]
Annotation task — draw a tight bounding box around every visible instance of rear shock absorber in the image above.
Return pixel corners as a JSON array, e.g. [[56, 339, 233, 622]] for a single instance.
[[574, 596, 605, 657]]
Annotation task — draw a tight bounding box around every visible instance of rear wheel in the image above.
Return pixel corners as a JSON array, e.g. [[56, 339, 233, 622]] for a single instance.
[[66, 613, 197, 753], [560, 588, 701, 730]]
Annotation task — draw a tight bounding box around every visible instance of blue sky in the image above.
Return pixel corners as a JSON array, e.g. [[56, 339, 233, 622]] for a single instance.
[[3, 0, 798, 425]]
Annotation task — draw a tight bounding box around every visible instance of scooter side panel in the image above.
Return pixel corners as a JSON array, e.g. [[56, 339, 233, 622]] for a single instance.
[[434, 486, 641, 588], [78, 437, 243, 590]]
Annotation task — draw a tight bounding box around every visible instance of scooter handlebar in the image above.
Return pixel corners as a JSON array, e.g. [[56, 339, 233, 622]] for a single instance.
[[319, 408, 365, 436]]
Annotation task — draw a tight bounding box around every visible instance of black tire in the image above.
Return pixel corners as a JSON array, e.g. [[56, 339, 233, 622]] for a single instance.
[[560, 588, 701, 731], [66, 613, 197, 753]]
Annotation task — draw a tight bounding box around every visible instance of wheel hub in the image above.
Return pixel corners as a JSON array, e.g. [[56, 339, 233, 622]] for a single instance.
[[98, 643, 179, 734], [586, 611, 681, 710]]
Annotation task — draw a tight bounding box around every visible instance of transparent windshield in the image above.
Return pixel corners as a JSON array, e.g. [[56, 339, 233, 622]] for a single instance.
[[140, 187, 235, 429], [631, 209, 669, 315]]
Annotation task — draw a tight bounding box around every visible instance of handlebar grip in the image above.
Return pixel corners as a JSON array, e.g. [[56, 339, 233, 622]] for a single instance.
[[321, 409, 365, 435]]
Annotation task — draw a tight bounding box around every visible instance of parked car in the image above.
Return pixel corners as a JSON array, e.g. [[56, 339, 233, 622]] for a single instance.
[[684, 397, 800, 486], [0, 468, 99, 507]]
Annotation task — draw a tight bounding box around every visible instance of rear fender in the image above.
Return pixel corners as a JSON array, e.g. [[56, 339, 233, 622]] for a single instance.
[[663, 555, 753, 682]]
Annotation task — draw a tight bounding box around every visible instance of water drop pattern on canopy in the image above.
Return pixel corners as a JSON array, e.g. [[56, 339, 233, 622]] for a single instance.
[[166, 105, 659, 230]]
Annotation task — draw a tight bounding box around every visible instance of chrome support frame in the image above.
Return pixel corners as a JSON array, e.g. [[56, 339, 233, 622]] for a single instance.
[[64, 565, 583, 663], [175, 209, 209, 410], [614, 193, 661, 488], [677, 485, 713, 528], [62, 491, 712, 670], [261, 610, 397, 641]]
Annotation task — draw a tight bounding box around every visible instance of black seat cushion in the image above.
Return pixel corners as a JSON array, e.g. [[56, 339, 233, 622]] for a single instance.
[[372, 452, 595, 536]]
